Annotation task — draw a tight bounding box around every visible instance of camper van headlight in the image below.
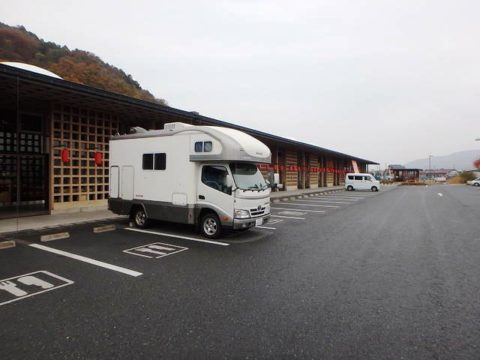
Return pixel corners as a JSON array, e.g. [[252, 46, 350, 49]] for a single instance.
[[234, 209, 251, 219]]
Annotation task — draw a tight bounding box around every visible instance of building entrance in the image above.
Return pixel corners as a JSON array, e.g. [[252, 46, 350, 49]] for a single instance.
[[0, 111, 49, 218]]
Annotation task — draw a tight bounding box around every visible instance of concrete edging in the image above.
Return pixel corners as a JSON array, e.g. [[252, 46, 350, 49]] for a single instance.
[[0, 240, 16, 250]]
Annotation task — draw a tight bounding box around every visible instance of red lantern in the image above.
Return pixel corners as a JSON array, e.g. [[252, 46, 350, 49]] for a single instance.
[[61, 148, 70, 163], [94, 151, 103, 166]]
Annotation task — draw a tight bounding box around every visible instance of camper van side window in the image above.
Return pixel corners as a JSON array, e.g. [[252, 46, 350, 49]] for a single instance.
[[202, 166, 231, 195], [154, 153, 166, 170], [195, 142, 203, 152], [142, 154, 154, 170], [354, 175, 362, 181], [204, 141, 212, 152], [348, 175, 354, 180]]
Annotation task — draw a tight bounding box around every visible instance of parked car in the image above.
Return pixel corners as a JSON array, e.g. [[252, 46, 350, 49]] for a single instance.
[[345, 173, 381, 192], [467, 177, 480, 187]]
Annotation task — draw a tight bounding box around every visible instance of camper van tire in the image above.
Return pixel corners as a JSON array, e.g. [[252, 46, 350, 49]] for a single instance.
[[347, 185, 354, 191], [200, 212, 223, 239], [132, 206, 149, 229], [371, 186, 378, 192]]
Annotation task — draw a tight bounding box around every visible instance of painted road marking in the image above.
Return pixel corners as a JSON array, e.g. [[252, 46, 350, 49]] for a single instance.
[[29, 243, 143, 277], [438, 193, 443, 197], [272, 207, 326, 213], [296, 199, 353, 204], [316, 195, 362, 199], [282, 202, 339, 208], [256, 225, 276, 230], [266, 219, 283, 225], [316, 198, 362, 202], [125, 227, 230, 246], [124, 242, 188, 259], [0, 271, 73, 307], [276, 210, 306, 216], [270, 214, 305, 220]]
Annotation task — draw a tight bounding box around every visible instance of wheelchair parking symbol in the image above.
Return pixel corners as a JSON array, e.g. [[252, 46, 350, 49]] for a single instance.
[[123, 242, 188, 259], [0, 271, 74, 307]]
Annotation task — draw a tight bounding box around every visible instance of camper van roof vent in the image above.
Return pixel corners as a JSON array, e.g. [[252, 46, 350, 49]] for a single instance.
[[164, 122, 193, 132], [129, 126, 147, 134]]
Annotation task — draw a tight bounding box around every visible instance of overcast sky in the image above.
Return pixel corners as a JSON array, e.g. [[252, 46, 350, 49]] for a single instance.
[[3, 0, 480, 166]]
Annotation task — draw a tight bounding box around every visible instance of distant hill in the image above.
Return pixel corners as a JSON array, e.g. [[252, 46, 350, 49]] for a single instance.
[[0, 22, 166, 105], [405, 150, 480, 170]]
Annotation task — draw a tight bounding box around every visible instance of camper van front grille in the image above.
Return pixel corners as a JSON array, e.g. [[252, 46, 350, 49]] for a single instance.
[[250, 207, 266, 217]]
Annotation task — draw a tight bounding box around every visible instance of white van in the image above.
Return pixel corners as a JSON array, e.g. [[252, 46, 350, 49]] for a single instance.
[[108, 122, 272, 238], [345, 173, 380, 192]]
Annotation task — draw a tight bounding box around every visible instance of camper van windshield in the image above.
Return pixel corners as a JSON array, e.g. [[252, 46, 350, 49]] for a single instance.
[[230, 163, 268, 191]]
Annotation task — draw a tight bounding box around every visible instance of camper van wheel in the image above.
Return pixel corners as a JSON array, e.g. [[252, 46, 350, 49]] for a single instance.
[[347, 185, 354, 191], [132, 207, 149, 228], [371, 186, 378, 192], [200, 212, 222, 239]]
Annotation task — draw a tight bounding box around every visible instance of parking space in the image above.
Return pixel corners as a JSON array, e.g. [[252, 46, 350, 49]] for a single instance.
[[0, 186, 396, 358], [269, 188, 387, 223], [0, 189, 385, 305], [0, 188, 387, 286]]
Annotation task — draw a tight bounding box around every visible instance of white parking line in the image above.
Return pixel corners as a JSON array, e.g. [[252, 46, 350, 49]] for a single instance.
[[256, 226, 276, 230], [29, 243, 143, 277], [266, 219, 283, 225], [282, 202, 339, 208], [296, 199, 353, 204], [315, 195, 362, 200], [125, 227, 230, 246], [270, 214, 305, 220], [272, 207, 326, 213]]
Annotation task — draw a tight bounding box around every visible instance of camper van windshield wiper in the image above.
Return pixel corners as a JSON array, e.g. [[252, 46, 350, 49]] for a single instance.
[[245, 184, 268, 192]]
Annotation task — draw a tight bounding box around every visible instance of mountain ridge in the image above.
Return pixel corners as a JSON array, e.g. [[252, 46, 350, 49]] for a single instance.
[[405, 149, 480, 170], [0, 22, 166, 105]]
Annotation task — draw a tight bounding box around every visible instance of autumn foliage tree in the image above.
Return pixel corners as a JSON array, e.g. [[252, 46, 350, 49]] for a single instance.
[[0, 22, 166, 105]]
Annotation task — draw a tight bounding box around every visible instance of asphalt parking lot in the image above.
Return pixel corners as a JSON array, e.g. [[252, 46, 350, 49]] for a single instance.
[[1, 185, 480, 359]]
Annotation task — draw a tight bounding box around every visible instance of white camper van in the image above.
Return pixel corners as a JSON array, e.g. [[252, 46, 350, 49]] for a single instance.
[[108, 122, 272, 238], [345, 173, 380, 192]]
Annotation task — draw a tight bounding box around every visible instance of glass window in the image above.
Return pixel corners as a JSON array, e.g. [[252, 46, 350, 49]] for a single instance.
[[204, 141, 213, 152], [364, 176, 371, 181], [354, 175, 362, 181], [348, 175, 354, 180], [154, 153, 166, 170], [201, 166, 231, 195], [142, 154, 153, 170], [195, 142, 203, 152], [230, 162, 268, 191]]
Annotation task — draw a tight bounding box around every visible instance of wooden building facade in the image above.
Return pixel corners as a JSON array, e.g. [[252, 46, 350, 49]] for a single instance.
[[0, 64, 375, 219]]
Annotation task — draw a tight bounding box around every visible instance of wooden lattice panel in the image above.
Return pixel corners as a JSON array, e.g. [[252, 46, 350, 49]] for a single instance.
[[309, 156, 319, 188], [285, 150, 298, 189], [50, 105, 119, 209], [326, 159, 334, 187]]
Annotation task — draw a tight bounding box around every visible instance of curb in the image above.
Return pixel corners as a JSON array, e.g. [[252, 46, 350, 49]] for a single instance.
[[40, 232, 70, 242], [93, 224, 116, 233], [270, 188, 344, 203], [0, 240, 16, 250]]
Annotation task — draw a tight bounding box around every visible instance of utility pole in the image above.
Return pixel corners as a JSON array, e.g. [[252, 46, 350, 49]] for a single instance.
[[429, 155, 433, 181]]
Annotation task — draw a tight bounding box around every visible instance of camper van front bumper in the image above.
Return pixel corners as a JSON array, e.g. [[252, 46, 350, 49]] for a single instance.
[[233, 214, 270, 230]]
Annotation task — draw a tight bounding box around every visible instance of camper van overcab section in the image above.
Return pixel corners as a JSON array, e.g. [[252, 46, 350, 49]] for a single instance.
[[108, 122, 272, 238]]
